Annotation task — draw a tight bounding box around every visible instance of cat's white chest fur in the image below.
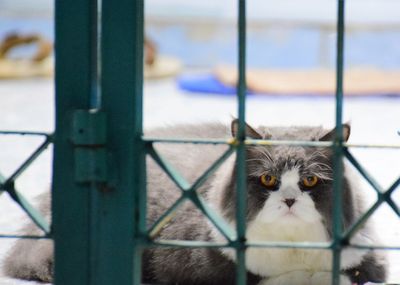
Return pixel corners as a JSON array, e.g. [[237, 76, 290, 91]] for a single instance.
[[245, 217, 331, 277], [245, 169, 332, 276]]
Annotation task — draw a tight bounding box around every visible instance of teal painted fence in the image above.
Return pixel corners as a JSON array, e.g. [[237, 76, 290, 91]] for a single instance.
[[0, 1, 399, 285]]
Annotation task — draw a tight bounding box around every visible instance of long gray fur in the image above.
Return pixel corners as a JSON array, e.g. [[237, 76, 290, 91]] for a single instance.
[[2, 122, 387, 284]]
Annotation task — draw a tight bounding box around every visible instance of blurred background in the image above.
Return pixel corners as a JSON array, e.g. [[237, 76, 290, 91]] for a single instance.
[[1, 0, 400, 69], [0, 1, 399, 284]]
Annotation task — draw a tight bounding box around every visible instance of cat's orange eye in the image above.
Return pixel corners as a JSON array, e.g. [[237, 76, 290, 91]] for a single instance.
[[302, 176, 319, 188], [260, 174, 278, 189]]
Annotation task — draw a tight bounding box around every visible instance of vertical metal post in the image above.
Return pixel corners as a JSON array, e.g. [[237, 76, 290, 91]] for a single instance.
[[53, 0, 98, 284], [100, 1, 145, 285], [332, 0, 346, 284], [236, 1, 247, 284]]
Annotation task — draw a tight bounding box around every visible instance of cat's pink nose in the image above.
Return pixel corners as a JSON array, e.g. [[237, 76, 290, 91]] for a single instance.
[[284, 199, 296, 208]]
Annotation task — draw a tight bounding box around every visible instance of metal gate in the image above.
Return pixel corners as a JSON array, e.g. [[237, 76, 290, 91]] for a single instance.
[[1, 0, 399, 284]]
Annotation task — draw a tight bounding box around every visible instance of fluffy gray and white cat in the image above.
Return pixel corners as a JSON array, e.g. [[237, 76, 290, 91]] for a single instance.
[[3, 121, 387, 285]]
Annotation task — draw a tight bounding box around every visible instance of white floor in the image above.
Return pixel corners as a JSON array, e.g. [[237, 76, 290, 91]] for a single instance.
[[0, 77, 399, 284]]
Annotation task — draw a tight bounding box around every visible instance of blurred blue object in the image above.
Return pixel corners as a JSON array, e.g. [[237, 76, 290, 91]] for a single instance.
[[177, 74, 239, 95], [177, 73, 400, 97]]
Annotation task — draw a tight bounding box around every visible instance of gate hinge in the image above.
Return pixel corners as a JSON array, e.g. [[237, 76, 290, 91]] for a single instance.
[[71, 109, 108, 185]]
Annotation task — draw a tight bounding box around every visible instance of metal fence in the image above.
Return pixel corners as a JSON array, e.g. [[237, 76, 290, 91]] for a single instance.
[[0, 0, 399, 284]]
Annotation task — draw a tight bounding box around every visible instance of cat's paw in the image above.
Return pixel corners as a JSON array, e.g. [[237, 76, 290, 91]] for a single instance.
[[259, 271, 312, 285], [311, 271, 351, 285]]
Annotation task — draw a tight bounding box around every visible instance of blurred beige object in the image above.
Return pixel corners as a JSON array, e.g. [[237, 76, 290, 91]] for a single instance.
[[144, 55, 182, 79], [144, 37, 181, 79], [0, 33, 53, 79], [215, 65, 400, 95]]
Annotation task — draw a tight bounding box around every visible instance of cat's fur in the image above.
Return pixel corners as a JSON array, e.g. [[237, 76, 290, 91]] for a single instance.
[[3, 122, 387, 285]]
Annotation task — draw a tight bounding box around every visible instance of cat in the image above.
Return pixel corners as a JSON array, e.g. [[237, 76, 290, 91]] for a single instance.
[[3, 121, 387, 285]]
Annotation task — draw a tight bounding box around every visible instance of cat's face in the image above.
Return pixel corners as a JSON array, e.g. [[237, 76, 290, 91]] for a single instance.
[[220, 121, 351, 232], [245, 144, 333, 226]]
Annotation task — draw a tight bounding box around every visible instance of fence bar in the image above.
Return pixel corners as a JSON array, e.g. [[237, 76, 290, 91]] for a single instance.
[[152, 240, 332, 250], [100, 0, 145, 284], [148, 195, 186, 238], [53, 0, 98, 284], [1, 169, 50, 234], [386, 197, 400, 216], [344, 149, 383, 194], [144, 137, 400, 149], [0, 235, 50, 239], [189, 146, 235, 191], [147, 145, 236, 240], [332, 0, 346, 284], [3, 234, 396, 252], [236, 0, 247, 284], [147, 145, 191, 191], [343, 199, 382, 241], [190, 194, 237, 241], [6, 187, 50, 233], [343, 176, 400, 241], [0, 131, 52, 137], [4, 137, 52, 184]]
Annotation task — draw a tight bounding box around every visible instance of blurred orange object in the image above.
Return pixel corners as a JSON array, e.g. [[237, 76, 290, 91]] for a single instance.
[[0, 33, 53, 79]]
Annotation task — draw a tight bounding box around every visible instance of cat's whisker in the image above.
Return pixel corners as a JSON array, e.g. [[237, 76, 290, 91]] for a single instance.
[[246, 158, 268, 163], [309, 150, 330, 161], [306, 162, 333, 172]]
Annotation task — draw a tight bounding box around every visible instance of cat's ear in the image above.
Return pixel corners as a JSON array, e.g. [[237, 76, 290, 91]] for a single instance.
[[319, 124, 351, 142], [231, 119, 263, 139]]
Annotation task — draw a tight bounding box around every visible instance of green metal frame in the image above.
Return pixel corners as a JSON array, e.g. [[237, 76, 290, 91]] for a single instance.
[[0, 0, 399, 284]]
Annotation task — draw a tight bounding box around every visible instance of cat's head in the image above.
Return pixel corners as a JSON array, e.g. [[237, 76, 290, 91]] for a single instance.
[[219, 120, 351, 232]]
